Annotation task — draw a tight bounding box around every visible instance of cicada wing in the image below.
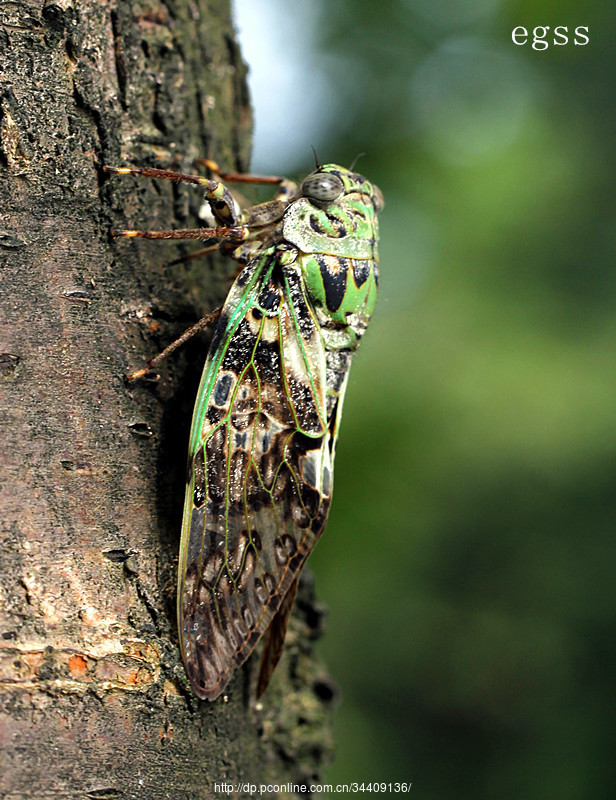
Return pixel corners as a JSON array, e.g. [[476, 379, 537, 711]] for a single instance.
[[178, 256, 334, 700], [256, 575, 299, 698]]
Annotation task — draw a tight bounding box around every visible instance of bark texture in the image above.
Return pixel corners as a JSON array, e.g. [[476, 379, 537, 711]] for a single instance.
[[0, 2, 335, 797]]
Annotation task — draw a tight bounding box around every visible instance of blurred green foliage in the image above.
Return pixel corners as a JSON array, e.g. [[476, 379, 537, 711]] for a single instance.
[[252, 0, 616, 796]]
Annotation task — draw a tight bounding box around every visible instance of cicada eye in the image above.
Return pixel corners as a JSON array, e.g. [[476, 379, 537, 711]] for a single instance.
[[372, 185, 385, 213], [301, 172, 344, 206]]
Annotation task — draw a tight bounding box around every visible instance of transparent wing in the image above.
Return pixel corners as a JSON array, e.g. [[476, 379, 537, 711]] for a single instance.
[[178, 254, 335, 700]]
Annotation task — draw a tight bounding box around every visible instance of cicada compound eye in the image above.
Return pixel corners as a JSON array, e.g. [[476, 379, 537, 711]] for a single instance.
[[301, 172, 344, 206], [372, 185, 385, 213]]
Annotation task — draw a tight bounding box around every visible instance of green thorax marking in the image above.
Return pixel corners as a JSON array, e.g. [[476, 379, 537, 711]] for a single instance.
[[298, 252, 378, 332]]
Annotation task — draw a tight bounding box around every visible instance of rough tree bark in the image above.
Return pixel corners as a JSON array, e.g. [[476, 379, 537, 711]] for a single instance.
[[0, 2, 335, 797]]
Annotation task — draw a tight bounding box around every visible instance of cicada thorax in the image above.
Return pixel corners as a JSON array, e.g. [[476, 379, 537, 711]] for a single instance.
[[279, 182, 380, 449], [282, 180, 380, 346]]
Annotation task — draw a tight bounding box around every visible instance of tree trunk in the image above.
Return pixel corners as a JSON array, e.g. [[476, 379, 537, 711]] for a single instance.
[[0, 2, 335, 796]]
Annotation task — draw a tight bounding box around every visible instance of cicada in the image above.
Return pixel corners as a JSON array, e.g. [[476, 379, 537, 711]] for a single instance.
[[104, 159, 384, 700]]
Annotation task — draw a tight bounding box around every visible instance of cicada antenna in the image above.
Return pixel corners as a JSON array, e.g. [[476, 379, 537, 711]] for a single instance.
[[349, 152, 365, 171], [311, 145, 322, 170]]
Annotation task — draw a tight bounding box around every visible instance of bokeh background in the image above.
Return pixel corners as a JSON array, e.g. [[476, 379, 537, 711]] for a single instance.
[[234, 1, 615, 796]]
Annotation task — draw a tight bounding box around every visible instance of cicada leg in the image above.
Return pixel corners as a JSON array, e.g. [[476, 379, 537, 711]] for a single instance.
[[126, 307, 223, 382], [197, 158, 298, 207], [103, 164, 242, 226], [110, 225, 248, 241], [195, 157, 285, 186]]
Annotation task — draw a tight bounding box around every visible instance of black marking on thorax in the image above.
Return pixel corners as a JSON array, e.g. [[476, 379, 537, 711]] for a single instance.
[[309, 212, 348, 239], [352, 259, 371, 288], [316, 255, 349, 313]]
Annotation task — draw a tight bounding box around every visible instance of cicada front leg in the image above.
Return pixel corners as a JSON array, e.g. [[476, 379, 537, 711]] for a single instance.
[[103, 164, 242, 226]]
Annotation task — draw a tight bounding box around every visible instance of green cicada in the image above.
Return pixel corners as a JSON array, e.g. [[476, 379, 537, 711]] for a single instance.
[[104, 159, 383, 700]]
